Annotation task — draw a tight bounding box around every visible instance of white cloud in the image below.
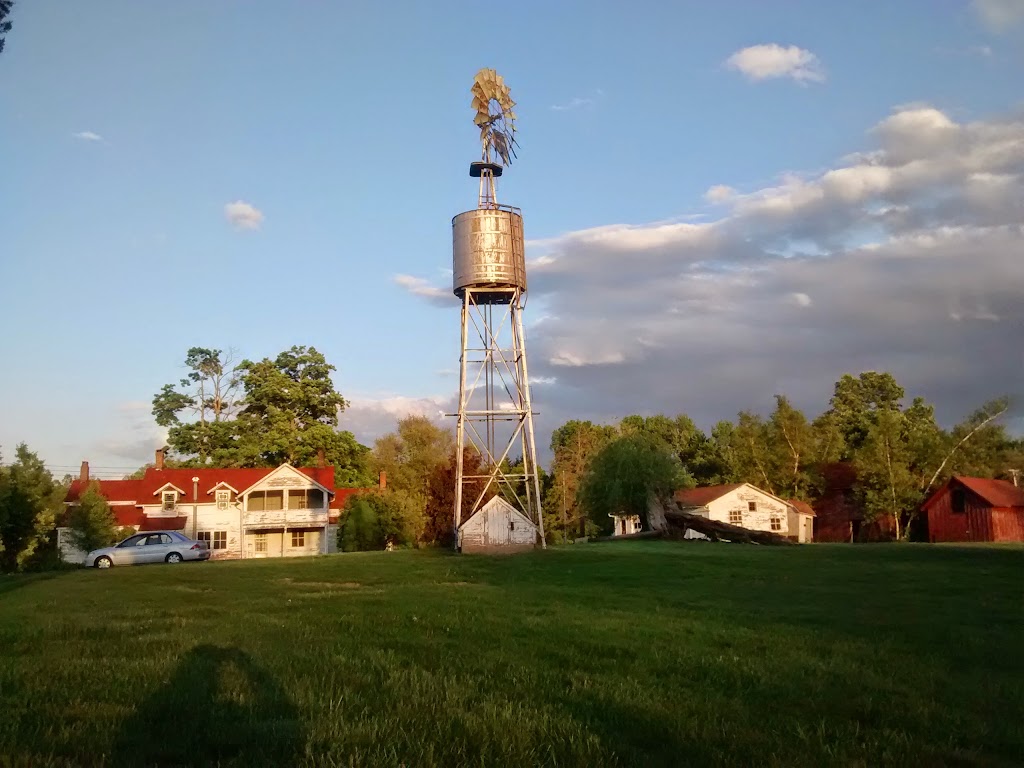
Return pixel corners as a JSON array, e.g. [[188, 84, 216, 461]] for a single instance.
[[790, 292, 813, 307], [224, 200, 264, 230], [973, 0, 1024, 30], [393, 274, 455, 307], [725, 44, 825, 84], [339, 394, 454, 446], [72, 131, 103, 142], [551, 89, 604, 112]]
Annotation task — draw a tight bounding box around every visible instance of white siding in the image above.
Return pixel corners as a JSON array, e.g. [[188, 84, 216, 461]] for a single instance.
[[610, 514, 642, 536], [705, 486, 790, 536], [459, 497, 537, 552]]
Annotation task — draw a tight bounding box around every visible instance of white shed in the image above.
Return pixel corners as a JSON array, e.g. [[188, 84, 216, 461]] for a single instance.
[[458, 496, 538, 554], [610, 513, 642, 536], [674, 483, 793, 540]]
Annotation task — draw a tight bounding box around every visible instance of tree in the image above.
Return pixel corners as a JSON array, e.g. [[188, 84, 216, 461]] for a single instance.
[[545, 420, 617, 541], [423, 448, 492, 546], [731, 411, 776, 494], [0, 1, 13, 56], [338, 496, 381, 552], [618, 414, 704, 487], [579, 434, 681, 534], [690, 420, 740, 485], [153, 347, 242, 464], [931, 398, 1014, 487], [152, 346, 371, 486], [854, 407, 920, 540], [370, 416, 453, 499], [0, 444, 63, 572], [766, 395, 816, 500], [338, 489, 424, 552], [65, 484, 120, 555], [826, 372, 906, 458]]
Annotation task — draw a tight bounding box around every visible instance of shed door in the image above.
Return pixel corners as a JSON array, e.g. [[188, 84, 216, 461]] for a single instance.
[[487, 509, 511, 547]]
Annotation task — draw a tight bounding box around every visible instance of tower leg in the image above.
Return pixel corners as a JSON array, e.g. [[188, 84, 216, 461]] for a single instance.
[[453, 287, 545, 549], [453, 292, 470, 545]]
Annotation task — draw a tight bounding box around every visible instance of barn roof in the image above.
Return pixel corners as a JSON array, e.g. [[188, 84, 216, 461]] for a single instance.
[[673, 484, 745, 507], [954, 476, 1024, 508]]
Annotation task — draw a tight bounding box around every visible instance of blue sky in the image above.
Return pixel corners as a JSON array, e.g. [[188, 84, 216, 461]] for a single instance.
[[1, 0, 1022, 474]]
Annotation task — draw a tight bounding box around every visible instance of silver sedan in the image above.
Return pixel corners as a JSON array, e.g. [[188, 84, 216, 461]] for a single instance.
[[87, 531, 211, 569]]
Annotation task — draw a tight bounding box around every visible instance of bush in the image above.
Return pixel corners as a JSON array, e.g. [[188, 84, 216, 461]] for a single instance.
[[65, 485, 120, 554], [337, 489, 424, 552]]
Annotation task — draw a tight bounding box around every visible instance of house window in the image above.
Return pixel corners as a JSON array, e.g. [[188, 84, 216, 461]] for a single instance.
[[291, 531, 305, 548], [748, 501, 757, 512], [213, 531, 227, 550], [162, 491, 177, 512], [254, 533, 267, 553], [951, 489, 966, 514], [729, 509, 743, 525], [248, 490, 283, 512], [770, 515, 782, 531], [197, 531, 211, 545], [216, 490, 231, 510], [288, 488, 325, 510]]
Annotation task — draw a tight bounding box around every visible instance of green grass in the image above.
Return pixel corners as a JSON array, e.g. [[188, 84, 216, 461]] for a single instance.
[[1, 542, 1022, 767]]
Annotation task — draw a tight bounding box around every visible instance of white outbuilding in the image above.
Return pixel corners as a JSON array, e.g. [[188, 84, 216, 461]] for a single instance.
[[458, 496, 538, 554]]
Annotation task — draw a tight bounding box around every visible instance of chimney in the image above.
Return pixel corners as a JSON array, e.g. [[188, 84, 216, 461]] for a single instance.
[[79, 461, 89, 485], [155, 448, 165, 471], [379, 470, 387, 490], [316, 448, 326, 469], [192, 476, 199, 502], [1010, 469, 1021, 488]]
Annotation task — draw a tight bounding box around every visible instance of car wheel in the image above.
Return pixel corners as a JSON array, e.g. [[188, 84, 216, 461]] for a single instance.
[[165, 552, 183, 564], [95, 556, 113, 569]]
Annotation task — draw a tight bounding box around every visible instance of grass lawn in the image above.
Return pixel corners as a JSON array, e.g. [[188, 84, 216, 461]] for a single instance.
[[1, 542, 1022, 767]]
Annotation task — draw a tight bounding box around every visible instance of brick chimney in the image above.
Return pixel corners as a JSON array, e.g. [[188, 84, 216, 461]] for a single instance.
[[378, 470, 387, 490], [155, 448, 165, 471], [316, 448, 326, 469], [79, 461, 89, 484]]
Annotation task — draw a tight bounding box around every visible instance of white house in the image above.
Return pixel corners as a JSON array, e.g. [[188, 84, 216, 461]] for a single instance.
[[458, 495, 538, 554], [59, 451, 382, 564], [673, 483, 798, 540], [609, 513, 643, 536]]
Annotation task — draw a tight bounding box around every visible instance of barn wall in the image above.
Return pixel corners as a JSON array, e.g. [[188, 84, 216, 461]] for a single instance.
[[925, 486, 993, 542], [991, 508, 1024, 542]]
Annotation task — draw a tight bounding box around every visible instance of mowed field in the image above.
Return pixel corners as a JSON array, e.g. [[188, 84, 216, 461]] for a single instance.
[[1, 542, 1022, 768]]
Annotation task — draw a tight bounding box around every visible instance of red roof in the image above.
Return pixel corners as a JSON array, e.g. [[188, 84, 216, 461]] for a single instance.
[[66, 465, 341, 506], [674, 484, 745, 507], [953, 477, 1024, 508], [787, 499, 816, 517], [112, 505, 145, 527]]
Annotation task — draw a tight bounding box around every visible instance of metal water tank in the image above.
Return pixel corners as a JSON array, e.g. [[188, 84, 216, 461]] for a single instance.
[[452, 206, 526, 301]]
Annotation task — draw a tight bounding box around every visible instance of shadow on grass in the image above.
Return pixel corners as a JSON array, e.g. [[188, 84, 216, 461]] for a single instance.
[[0, 569, 71, 597], [111, 645, 304, 767]]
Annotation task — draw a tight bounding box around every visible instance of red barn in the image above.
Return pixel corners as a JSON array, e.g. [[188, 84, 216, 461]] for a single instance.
[[921, 476, 1024, 543]]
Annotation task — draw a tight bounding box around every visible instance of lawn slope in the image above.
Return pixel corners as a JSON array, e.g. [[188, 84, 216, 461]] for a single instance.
[[1, 542, 1022, 767]]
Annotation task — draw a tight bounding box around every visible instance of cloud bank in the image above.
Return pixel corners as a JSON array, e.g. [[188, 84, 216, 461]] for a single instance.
[[400, 103, 1024, 438]]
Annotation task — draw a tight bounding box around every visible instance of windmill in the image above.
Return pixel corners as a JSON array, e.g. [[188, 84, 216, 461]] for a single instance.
[[451, 68, 545, 551]]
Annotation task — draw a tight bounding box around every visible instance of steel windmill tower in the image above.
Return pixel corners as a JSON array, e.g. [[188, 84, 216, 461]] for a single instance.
[[451, 68, 545, 549]]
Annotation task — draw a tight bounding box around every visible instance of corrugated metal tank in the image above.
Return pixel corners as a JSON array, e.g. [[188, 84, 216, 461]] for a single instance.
[[452, 206, 526, 300]]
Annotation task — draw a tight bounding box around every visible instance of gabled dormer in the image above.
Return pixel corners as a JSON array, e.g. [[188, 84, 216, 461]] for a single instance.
[[152, 482, 186, 513], [206, 482, 240, 511], [238, 463, 333, 513]]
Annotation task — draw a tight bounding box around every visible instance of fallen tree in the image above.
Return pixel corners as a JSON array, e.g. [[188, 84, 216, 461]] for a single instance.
[[662, 506, 795, 545]]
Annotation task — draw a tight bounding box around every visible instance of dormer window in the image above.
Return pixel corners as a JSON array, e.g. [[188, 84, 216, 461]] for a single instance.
[[162, 491, 177, 512], [216, 490, 231, 510]]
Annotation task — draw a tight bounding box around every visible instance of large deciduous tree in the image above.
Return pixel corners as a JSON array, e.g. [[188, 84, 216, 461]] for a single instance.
[[337, 489, 423, 552], [579, 434, 681, 534], [423, 448, 491, 546], [152, 346, 371, 486]]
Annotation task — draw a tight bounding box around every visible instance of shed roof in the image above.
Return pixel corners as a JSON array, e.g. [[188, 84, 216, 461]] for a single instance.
[[787, 499, 816, 517]]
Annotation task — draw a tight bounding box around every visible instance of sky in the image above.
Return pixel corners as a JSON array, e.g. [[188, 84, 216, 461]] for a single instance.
[[1, 0, 1022, 477]]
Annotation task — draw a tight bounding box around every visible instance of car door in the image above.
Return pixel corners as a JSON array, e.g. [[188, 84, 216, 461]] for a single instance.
[[142, 533, 169, 563], [112, 534, 148, 565]]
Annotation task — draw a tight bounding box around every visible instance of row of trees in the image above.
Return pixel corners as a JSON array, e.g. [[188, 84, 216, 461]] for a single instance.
[[549, 372, 1021, 541]]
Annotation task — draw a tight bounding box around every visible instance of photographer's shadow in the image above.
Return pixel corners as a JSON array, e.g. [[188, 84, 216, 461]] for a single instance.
[[112, 644, 305, 767]]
